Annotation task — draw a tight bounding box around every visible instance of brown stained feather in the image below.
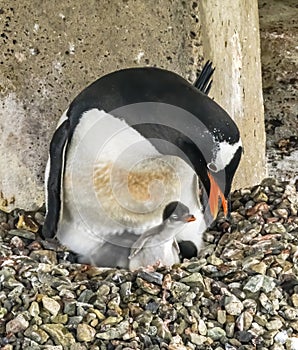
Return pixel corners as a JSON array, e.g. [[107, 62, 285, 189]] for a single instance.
[[92, 159, 181, 226]]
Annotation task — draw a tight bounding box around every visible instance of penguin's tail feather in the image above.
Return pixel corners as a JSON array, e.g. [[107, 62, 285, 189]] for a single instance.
[[193, 60, 215, 95]]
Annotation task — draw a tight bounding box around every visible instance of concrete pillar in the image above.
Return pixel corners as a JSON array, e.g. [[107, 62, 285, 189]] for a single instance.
[[199, 0, 267, 189], [0, 0, 265, 211]]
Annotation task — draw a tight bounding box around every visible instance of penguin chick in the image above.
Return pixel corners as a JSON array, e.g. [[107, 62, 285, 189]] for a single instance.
[[128, 201, 196, 271]]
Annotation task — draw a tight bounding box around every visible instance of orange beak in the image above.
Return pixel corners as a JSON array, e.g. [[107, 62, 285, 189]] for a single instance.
[[185, 214, 196, 223], [207, 171, 228, 219]]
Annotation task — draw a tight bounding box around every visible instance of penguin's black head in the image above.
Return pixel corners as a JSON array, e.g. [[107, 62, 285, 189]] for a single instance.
[[205, 144, 242, 219], [163, 201, 196, 223], [177, 136, 242, 222]]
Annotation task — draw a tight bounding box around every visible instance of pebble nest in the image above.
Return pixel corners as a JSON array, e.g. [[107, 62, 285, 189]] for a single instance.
[[0, 178, 298, 350]]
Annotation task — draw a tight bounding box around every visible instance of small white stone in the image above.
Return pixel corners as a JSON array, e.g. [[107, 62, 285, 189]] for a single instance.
[[42, 296, 61, 316], [275, 330, 288, 344], [190, 333, 208, 346], [266, 317, 283, 331], [198, 319, 208, 335], [6, 314, 29, 333], [291, 294, 298, 308], [224, 296, 244, 316], [77, 323, 96, 342], [286, 337, 298, 350]]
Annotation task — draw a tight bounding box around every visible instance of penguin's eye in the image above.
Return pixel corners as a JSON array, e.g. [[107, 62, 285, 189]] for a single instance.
[[171, 214, 178, 220], [207, 162, 218, 172]]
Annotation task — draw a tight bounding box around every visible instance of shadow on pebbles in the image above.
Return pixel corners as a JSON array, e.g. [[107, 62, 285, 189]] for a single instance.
[[0, 178, 297, 350]]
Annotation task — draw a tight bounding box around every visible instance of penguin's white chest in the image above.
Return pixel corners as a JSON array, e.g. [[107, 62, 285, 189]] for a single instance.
[[57, 108, 205, 257]]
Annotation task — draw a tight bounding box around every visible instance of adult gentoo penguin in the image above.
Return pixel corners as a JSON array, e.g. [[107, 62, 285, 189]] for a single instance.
[[43, 61, 242, 267], [129, 201, 196, 271]]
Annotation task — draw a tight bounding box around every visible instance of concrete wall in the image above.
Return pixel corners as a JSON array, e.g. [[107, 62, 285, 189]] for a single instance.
[[0, 0, 265, 211]]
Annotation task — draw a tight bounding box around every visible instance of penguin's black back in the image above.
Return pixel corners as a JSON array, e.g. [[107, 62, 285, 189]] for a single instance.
[[67, 67, 239, 145]]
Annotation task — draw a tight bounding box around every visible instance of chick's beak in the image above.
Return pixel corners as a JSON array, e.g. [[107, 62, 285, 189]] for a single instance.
[[185, 214, 196, 223], [207, 171, 228, 219]]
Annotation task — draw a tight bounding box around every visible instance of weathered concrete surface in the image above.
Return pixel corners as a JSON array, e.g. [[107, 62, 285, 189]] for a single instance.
[[0, 0, 266, 210], [0, 1, 201, 211], [259, 0, 298, 182], [199, 0, 267, 189]]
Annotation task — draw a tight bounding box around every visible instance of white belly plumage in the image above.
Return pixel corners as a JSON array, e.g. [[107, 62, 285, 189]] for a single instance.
[[56, 108, 206, 261]]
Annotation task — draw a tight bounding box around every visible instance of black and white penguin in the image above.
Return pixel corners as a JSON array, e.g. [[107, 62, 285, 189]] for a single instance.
[[43, 61, 242, 267], [129, 201, 196, 271]]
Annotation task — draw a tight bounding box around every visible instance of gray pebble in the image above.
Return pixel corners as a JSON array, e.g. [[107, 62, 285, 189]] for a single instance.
[[207, 327, 226, 340]]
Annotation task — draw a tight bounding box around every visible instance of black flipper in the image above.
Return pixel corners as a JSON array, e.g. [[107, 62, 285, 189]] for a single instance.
[[194, 60, 215, 95], [42, 119, 70, 239]]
